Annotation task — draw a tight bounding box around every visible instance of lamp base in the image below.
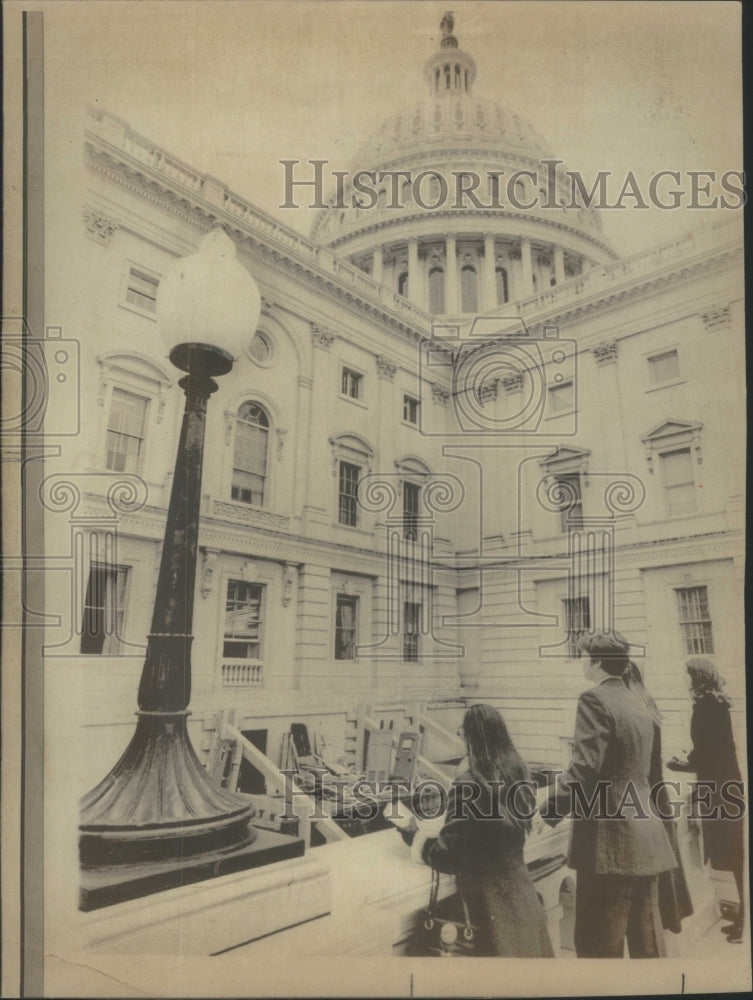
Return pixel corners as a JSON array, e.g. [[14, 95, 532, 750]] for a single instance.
[[80, 827, 305, 912]]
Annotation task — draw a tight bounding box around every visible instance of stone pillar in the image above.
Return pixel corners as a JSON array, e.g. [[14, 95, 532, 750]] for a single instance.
[[295, 564, 332, 690], [303, 326, 336, 530], [483, 234, 497, 310], [445, 235, 459, 314], [554, 246, 566, 285], [372, 246, 383, 286], [520, 238, 533, 297], [407, 238, 419, 307]]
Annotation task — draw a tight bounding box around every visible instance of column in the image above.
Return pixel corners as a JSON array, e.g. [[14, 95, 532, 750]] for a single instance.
[[554, 246, 565, 285], [407, 238, 419, 306], [445, 235, 459, 314], [372, 246, 384, 285], [303, 326, 336, 530], [483, 234, 497, 310], [520, 237, 533, 297]]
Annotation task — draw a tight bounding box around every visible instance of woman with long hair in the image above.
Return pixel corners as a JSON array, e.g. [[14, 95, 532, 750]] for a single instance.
[[404, 703, 554, 957], [668, 656, 745, 942]]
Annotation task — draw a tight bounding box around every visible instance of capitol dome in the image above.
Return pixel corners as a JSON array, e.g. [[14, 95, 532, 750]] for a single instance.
[[312, 14, 617, 318]]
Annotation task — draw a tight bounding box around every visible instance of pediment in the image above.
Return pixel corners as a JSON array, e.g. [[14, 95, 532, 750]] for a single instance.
[[539, 445, 591, 472], [642, 419, 702, 443]]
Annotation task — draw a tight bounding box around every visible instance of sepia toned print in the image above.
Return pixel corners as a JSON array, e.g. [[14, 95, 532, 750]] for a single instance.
[[1, 1, 748, 996]]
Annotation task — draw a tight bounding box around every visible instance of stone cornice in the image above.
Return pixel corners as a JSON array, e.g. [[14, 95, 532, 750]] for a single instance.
[[84, 130, 432, 344]]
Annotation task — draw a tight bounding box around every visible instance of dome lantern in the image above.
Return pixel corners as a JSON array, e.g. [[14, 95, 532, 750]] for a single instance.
[[424, 12, 477, 97]]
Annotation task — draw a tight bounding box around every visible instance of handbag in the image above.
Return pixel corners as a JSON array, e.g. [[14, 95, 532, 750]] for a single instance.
[[418, 869, 477, 957]]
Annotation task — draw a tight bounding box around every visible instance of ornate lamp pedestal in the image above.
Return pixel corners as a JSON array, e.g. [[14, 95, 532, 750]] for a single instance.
[[79, 236, 303, 911]]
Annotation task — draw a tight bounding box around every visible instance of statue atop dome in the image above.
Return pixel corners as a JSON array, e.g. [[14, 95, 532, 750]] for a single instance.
[[440, 11, 458, 49]]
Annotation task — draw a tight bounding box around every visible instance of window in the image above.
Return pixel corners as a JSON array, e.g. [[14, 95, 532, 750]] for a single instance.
[[338, 461, 360, 526], [428, 267, 445, 314], [106, 388, 148, 473], [80, 562, 128, 654], [555, 473, 583, 531], [341, 368, 362, 400], [232, 402, 269, 506], [398, 271, 409, 297], [223, 580, 263, 660], [403, 601, 421, 662], [676, 585, 714, 655], [335, 594, 358, 660], [125, 267, 159, 313], [495, 266, 509, 305], [648, 349, 680, 384], [403, 481, 420, 541], [460, 265, 478, 313], [549, 380, 575, 413], [563, 596, 590, 659], [660, 448, 696, 516], [403, 395, 420, 425]]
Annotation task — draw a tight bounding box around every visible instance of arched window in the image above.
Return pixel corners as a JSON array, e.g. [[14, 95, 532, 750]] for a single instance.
[[454, 65, 460, 89], [495, 266, 509, 305], [460, 265, 478, 313], [445, 65, 451, 89], [398, 271, 409, 297], [531, 272, 538, 293], [232, 402, 269, 506], [435, 68, 440, 92], [428, 267, 445, 314]]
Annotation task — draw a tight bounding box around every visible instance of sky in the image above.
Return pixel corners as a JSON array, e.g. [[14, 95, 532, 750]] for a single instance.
[[33, 0, 744, 257]]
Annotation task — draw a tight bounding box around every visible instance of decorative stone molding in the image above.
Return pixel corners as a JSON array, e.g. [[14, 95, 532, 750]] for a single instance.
[[700, 304, 731, 332], [477, 379, 498, 402], [96, 353, 172, 423], [641, 419, 703, 475], [275, 427, 288, 461], [502, 372, 524, 394], [212, 500, 290, 531], [431, 383, 450, 406], [83, 205, 119, 246], [311, 324, 336, 351], [538, 445, 592, 484], [282, 562, 297, 607], [375, 355, 398, 380], [297, 375, 313, 389], [199, 548, 220, 598], [328, 433, 375, 477], [592, 340, 619, 366], [224, 410, 235, 446]]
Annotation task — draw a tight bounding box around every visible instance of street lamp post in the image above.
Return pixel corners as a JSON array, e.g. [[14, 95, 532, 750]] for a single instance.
[[79, 230, 302, 910]]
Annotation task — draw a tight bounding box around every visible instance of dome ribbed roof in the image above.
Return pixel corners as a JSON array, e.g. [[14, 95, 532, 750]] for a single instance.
[[353, 94, 553, 170]]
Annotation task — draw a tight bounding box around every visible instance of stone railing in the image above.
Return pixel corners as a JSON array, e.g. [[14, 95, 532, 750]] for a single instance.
[[514, 220, 742, 320], [212, 499, 290, 531], [221, 661, 264, 687], [86, 108, 432, 334]]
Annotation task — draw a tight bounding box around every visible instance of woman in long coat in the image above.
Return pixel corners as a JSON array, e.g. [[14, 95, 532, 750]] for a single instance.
[[668, 656, 745, 941], [406, 703, 554, 957]]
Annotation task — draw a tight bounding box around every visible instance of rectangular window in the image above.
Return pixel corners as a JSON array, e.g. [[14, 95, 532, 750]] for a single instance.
[[403, 481, 420, 541], [223, 580, 263, 660], [106, 388, 148, 473], [563, 596, 590, 659], [648, 349, 680, 384], [125, 267, 159, 313], [338, 461, 360, 526], [660, 448, 696, 516], [403, 601, 421, 662], [403, 395, 420, 425], [555, 473, 583, 531], [549, 381, 575, 413], [341, 368, 362, 400], [80, 563, 128, 654], [335, 594, 358, 660], [676, 585, 714, 655]]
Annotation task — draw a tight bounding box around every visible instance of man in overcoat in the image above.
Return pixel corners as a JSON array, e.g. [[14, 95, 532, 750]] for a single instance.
[[541, 632, 678, 957]]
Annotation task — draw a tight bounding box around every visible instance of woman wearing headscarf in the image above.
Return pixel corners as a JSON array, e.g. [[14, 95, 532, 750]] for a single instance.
[[394, 703, 554, 957], [541, 631, 678, 957], [667, 656, 745, 942]]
